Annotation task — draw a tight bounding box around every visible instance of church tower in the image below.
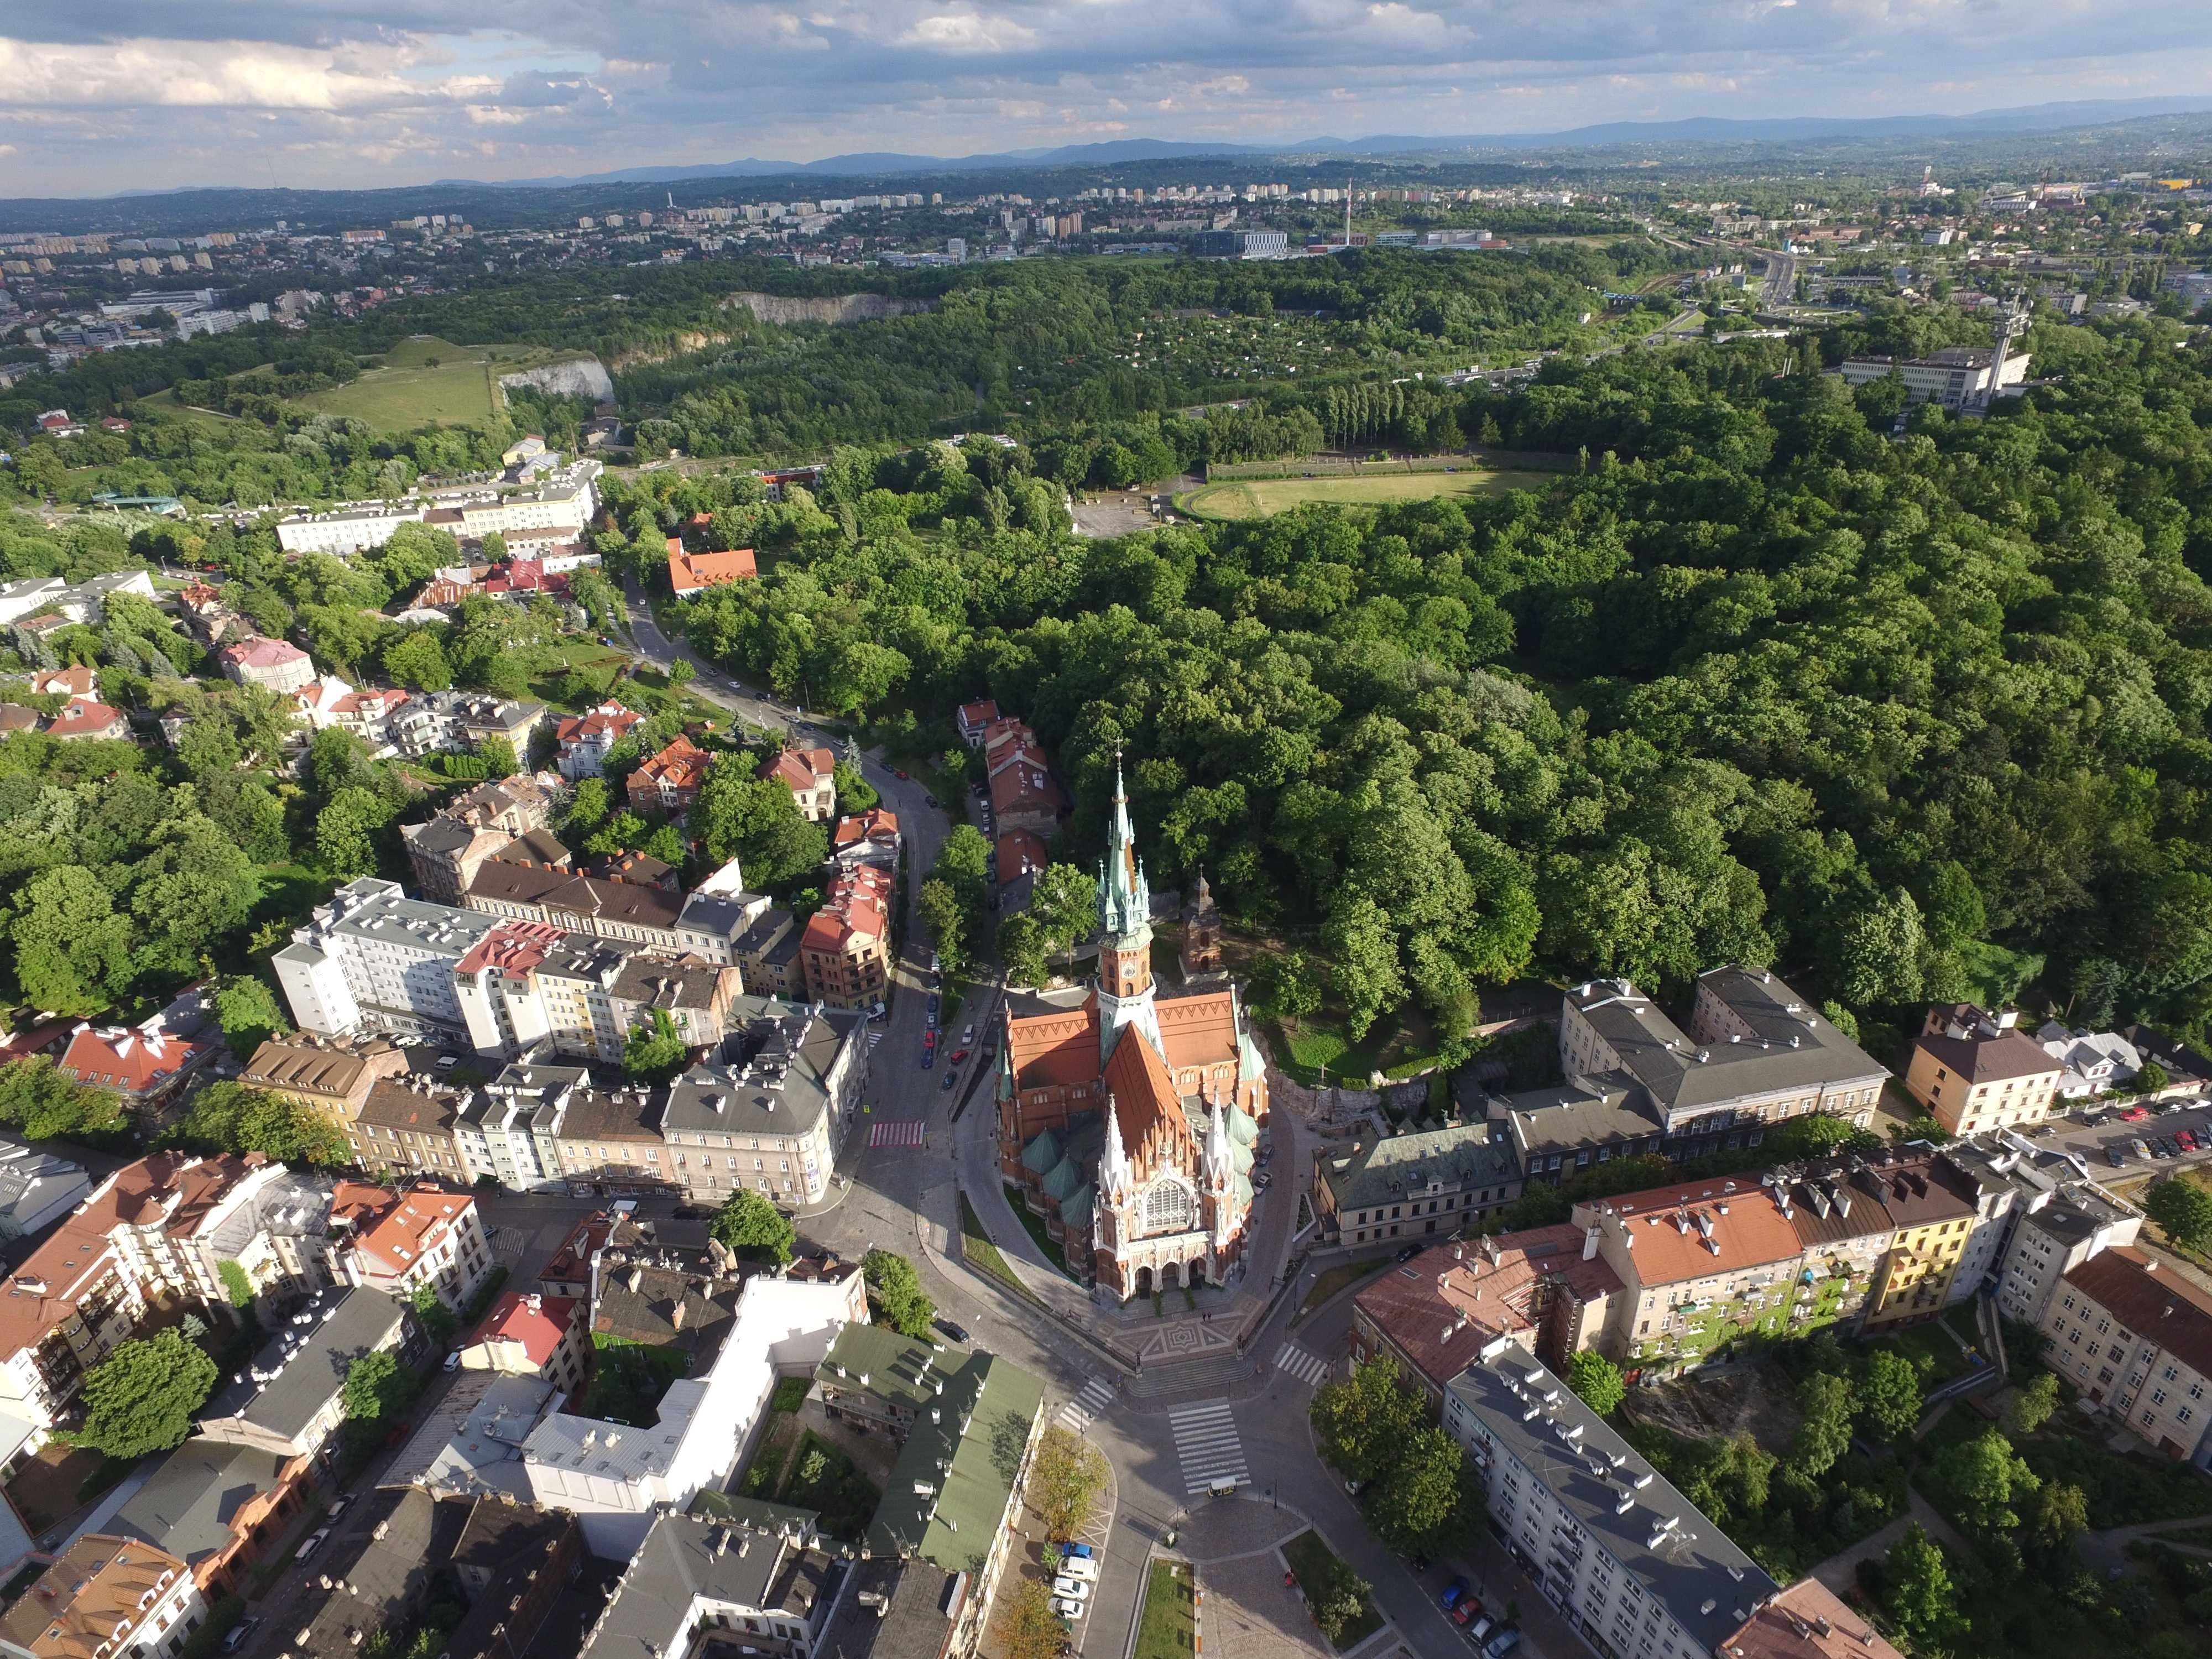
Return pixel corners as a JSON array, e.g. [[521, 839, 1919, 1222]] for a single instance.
[[1095, 757, 1162, 1061], [1180, 867, 1224, 981]]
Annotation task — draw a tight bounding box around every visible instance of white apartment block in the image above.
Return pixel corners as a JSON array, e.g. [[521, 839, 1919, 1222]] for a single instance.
[[2040, 1246, 2212, 1469], [274, 878, 497, 1043], [1444, 1339, 1780, 1659], [331, 1186, 494, 1314]]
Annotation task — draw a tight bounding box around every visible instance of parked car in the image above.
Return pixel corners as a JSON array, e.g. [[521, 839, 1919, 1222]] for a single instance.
[[2132, 1138, 2154, 1160], [1468, 1614, 1499, 1641], [220, 1620, 262, 1653], [933, 1317, 971, 1343], [927, 994, 941, 1024], [295, 1528, 331, 1563], [1396, 1244, 1422, 1264], [924, 792, 939, 808], [2178, 1129, 2199, 1152], [1051, 1575, 1091, 1602], [1060, 1555, 1100, 1583], [443, 1350, 462, 1372], [924, 1029, 938, 1048], [434, 1055, 459, 1069], [892, 768, 910, 780], [2108, 1146, 2127, 1167], [326, 1496, 351, 1520], [1439, 1578, 1471, 1611], [941, 1071, 958, 1091], [921, 1049, 935, 1070], [1483, 1626, 1522, 1659], [1453, 1595, 1485, 1626], [962, 1024, 977, 1044], [949, 1048, 971, 1063], [1063, 1543, 1094, 1560], [1051, 1597, 1086, 1621]]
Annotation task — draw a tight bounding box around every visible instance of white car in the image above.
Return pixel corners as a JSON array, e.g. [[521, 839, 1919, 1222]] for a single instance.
[[1051, 1575, 1092, 1601], [1051, 1596, 1086, 1621]]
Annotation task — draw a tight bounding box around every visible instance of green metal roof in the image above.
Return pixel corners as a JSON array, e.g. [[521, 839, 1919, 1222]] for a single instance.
[[817, 1322, 963, 1411], [864, 1350, 1046, 1571], [1058, 1184, 1094, 1233], [1040, 1154, 1086, 1202], [1227, 1103, 1258, 1146], [1020, 1128, 1064, 1175]]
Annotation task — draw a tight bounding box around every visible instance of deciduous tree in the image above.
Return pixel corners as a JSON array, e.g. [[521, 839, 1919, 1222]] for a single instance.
[[75, 1329, 217, 1459], [711, 1188, 795, 1266], [862, 1250, 936, 1339]]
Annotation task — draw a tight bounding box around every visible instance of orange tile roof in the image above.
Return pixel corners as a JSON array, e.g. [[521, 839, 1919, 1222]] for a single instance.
[[760, 746, 835, 791], [1717, 1577, 1904, 1659], [996, 830, 1050, 878], [45, 698, 127, 739], [456, 920, 570, 978], [465, 1290, 578, 1369], [29, 664, 93, 697], [1156, 990, 1240, 1071], [1006, 999, 1100, 1090], [57, 1022, 204, 1094], [0, 1533, 192, 1659], [1104, 1026, 1192, 1171], [1580, 1177, 1806, 1287], [633, 734, 711, 792], [555, 702, 641, 745], [833, 808, 900, 848], [349, 1185, 476, 1277], [667, 546, 757, 594]]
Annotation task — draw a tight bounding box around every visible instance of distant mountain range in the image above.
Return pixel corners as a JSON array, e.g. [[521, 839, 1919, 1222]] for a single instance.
[[421, 97, 2212, 189]]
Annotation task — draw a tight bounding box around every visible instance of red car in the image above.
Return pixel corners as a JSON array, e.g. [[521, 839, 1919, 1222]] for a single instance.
[[892, 768, 910, 780], [950, 1047, 971, 1063], [923, 1030, 938, 1049], [1453, 1597, 1485, 1627]]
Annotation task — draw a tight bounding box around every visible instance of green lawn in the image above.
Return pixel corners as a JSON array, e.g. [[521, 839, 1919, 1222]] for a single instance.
[[1280, 1528, 1382, 1652], [959, 1192, 1040, 1306], [1870, 1318, 1978, 1387], [1182, 465, 1554, 521], [1296, 1259, 1386, 1321], [291, 336, 580, 431], [1003, 1183, 1076, 1278], [1270, 1004, 1444, 1089], [1134, 1560, 1197, 1659], [582, 1335, 689, 1426]]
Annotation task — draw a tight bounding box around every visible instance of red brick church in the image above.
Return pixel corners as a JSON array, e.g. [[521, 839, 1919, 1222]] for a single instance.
[[998, 764, 1269, 1300]]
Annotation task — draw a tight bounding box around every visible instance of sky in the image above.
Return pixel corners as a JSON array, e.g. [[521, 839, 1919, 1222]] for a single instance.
[[3, 2, 2212, 196]]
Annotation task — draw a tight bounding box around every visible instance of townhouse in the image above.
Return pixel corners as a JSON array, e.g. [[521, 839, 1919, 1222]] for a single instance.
[[582, 1512, 836, 1659], [758, 745, 837, 822], [196, 1285, 416, 1463], [458, 1290, 588, 1395], [798, 863, 892, 1011], [0, 1533, 207, 1659], [462, 860, 765, 963], [1856, 1151, 1983, 1329], [1904, 1003, 2063, 1135], [402, 774, 560, 903], [983, 718, 1069, 836], [1313, 1122, 1524, 1246], [658, 1001, 869, 1211], [1575, 1178, 1809, 1365], [327, 1182, 493, 1313], [556, 702, 643, 779], [239, 1034, 411, 1129], [349, 1074, 474, 1181], [109, 1441, 317, 1600]]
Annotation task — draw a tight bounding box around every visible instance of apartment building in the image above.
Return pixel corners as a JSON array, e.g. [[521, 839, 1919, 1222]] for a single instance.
[[555, 703, 642, 779], [463, 862, 765, 964], [196, 1286, 415, 1463], [1858, 1152, 1982, 1329], [581, 1512, 837, 1659], [458, 1291, 587, 1394], [1349, 1231, 1620, 1411], [758, 745, 837, 822], [1772, 1160, 1900, 1333], [401, 775, 560, 903], [1715, 1579, 1906, 1659], [275, 879, 497, 1043], [1575, 1178, 1807, 1364], [452, 921, 637, 1064], [799, 864, 892, 1011], [1498, 969, 1887, 1181], [239, 1034, 411, 1128], [1936, 1130, 2143, 1321], [1313, 1123, 1524, 1246], [1444, 1339, 1781, 1659], [983, 719, 1069, 835], [2041, 1246, 2212, 1467], [349, 1076, 473, 1181], [732, 909, 802, 1000], [1838, 344, 2031, 409], [659, 1002, 868, 1210], [387, 691, 548, 760], [0, 1533, 206, 1659], [1904, 1004, 2064, 1134], [328, 1182, 493, 1312], [215, 635, 316, 695]]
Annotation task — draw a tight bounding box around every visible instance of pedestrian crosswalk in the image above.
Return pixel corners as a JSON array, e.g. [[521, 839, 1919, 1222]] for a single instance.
[[1169, 1397, 1249, 1496], [1273, 1342, 1333, 1389], [1055, 1375, 1118, 1433], [869, 1120, 927, 1147]]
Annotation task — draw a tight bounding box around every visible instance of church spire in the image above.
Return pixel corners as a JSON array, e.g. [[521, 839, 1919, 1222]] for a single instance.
[[1097, 753, 1150, 941], [1099, 1095, 1133, 1204], [1094, 749, 1162, 1063]]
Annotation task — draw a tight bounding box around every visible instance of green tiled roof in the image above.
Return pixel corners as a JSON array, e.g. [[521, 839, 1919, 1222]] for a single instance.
[[1238, 1030, 1266, 1083], [865, 1350, 1046, 1570], [1020, 1129, 1063, 1175], [1234, 1172, 1254, 1206], [1227, 1103, 1258, 1146], [1040, 1155, 1086, 1202], [1059, 1184, 1094, 1233], [817, 1322, 962, 1411], [1324, 1122, 1519, 1211]]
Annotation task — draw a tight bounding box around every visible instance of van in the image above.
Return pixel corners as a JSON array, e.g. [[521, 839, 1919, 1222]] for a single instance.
[[1207, 1478, 1240, 1499], [1060, 1555, 1099, 1583]]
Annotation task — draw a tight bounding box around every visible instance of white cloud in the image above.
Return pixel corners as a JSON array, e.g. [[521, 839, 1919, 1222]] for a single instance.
[[899, 12, 1038, 51], [0, 37, 422, 110]]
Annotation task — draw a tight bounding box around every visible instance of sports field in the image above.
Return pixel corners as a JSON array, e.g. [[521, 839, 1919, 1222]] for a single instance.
[[1181, 465, 1554, 520], [290, 336, 571, 431]]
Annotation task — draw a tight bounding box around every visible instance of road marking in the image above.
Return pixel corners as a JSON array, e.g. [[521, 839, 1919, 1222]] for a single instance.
[[869, 1120, 927, 1148], [1056, 1375, 1118, 1433], [1272, 1342, 1332, 1389], [1169, 1398, 1249, 1495]]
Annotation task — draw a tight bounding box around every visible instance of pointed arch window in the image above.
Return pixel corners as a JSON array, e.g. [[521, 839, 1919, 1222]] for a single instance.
[[1141, 1179, 1193, 1237]]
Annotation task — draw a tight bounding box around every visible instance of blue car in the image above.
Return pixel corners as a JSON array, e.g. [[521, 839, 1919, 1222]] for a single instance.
[[1065, 1543, 1094, 1561], [1440, 1577, 1471, 1612], [922, 1048, 935, 1070]]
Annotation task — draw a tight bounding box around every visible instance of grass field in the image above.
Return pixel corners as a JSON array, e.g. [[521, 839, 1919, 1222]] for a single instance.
[[1134, 1561, 1197, 1659], [1182, 465, 1554, 520], [291, 335, 577, 431]]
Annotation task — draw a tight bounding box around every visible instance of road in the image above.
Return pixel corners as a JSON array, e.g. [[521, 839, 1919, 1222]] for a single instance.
[[2023, 1095, 2212, 1193], [1760, 249, 1797, 307]]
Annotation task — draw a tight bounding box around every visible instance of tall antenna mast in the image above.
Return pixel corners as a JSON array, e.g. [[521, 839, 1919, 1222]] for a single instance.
[[1344, 169, 1354, 249]]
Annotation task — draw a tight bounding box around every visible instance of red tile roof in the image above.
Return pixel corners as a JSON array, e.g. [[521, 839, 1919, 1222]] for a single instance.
[[348, 1185, 477, 1278], [464, 1290, 578, 1369], [1718, 1578, 1903, 1659], [57, 1022, 203, 1094], [217, 636, 309, 670], [29, 665, 93, 697], [1103, 1024, 1192, 1173], [555, 703, 641, 745], [1006, 998, 1100, 1090], [456, 920, 570, 979], [996, 830, 1050, 880], [1157, 990, 1240, 1072], [667, 546, 757, 594], [45, 698, 127, 740], [760, 746, 835, 792], [833, 808, 900, 849], [802, 864, 892, 954], [1355, 1228, 1623, 1390], [2063, 1246, 2212, 1383], [958, 699, 1001, 729], [632, 734, 711, 794]]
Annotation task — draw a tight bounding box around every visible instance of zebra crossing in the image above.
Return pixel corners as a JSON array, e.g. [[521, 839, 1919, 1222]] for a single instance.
[[1273, 1342, 1333, 1389], [1055, 1375, 1118, 1434], [868, 1120, 927, 1147], [1169, 1397, 1250, 1496]]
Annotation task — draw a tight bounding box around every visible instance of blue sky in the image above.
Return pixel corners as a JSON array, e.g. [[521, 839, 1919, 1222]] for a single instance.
[[2, 3, 2209, 195]]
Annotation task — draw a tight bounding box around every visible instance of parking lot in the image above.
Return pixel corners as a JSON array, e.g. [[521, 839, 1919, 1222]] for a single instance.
[[2039, 1095, 2212, 1178]]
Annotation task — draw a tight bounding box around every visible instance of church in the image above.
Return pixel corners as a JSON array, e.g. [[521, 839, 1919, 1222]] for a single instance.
[[996, 765, 1269, 1301]]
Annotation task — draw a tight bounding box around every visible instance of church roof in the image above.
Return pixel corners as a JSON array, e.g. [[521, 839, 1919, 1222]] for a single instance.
[[1006, 995, 1099, 1090], [1157, 987, 1241, 1071], [1103, 1022, 1192, 1169], [1019, 1128, 1064, 1175]]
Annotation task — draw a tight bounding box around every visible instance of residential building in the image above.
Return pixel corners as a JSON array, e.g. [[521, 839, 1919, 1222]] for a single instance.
[[580, 1512, 837, 1659], [809, 1557, 960, 1659], [196, 1286, 415, 1462], [215, 635, 316, 694], [458, 1290, 587, 1394], [586, 847, 679, 891], [1942, 1132, 2142, 1324], [0, 1139, 89, 1244], [659, 1002, 869, 1209], [2041, 1246, 2212, 1467], [1856, 1150, 1981, 1329], [454, 1062, 581, 1190], [348, 1075, 473, 1180], [1313, 1122, 1524, 1246], [192, 1167, 337, 1307], [1838, 343, 2031, 409], [274, 504, 430, 556], [25, 664, 93, 699], [731, 909, 802, 999], [1905, 1003, 2063, 1135], [955, 698, 1000, 747], [53, 1016, 212, 1108], [1573, 1176, 1808, 1364], [0, 1533, 206, 1659], [274, 878, 498, 1044], [555, 702, 642, 779], [276, 1488, 467, 1659], [984, 719, 1069, 835], [1714, 1577, 1906, 1659], [322, 685, 410, 749], [830, 807, 900, 872], [628, 734, 711, 812], [1495, 969, 1887, 1181], [514, 1270, 860, 1555], [440, 1496, 585, 1659], [463, 861, 765, 963], [327, 1182, 492, 1312], [1349, 1230, 1620, 1411], [665, 542, 758, 595], [388, 691, 549, 760], [110, 1441, 316, 1597], [43, 698, 128, 742], [831, 1331, 1047, 1659], [379, 1372, 562, 1499], [2036, 1021, 2155, 1101], [758, 746, 837, 822], [1771, 1159, 1900, 1334], [999, 764, 1266, 1299], [238, 1034, 411, 1128], [609, 955, 740, 1052], [799, 864, 892, 1011], [402, 775, 560, 903], [0, 569, 154, 627], [451, 922, 636, 1065], [1443, 1339, 1782, 1659]]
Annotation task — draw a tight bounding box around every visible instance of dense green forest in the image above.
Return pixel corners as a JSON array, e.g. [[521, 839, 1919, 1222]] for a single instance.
[[618, 312, 2212, 1053]]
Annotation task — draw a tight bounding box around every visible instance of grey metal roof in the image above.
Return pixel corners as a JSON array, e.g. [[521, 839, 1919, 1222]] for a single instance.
[[676, 890, 758, 943], [467, 862, 685, 930], [1322, 1123, 1521, 1211], [582, 1513, 829, 1659], [289, 1488, 466, 1659], [661, 1001, 861, 1139], [112, 1442, 295, 1568], [203, 1285, 408, 1442], [378, 1372, 557, 1497], [1501, 1083, 1665, 1161], [1449, 1341, 1780, 1653]]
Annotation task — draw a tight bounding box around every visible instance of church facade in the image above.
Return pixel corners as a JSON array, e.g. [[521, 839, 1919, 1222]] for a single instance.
[[997, 766, 1269, 1301]]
